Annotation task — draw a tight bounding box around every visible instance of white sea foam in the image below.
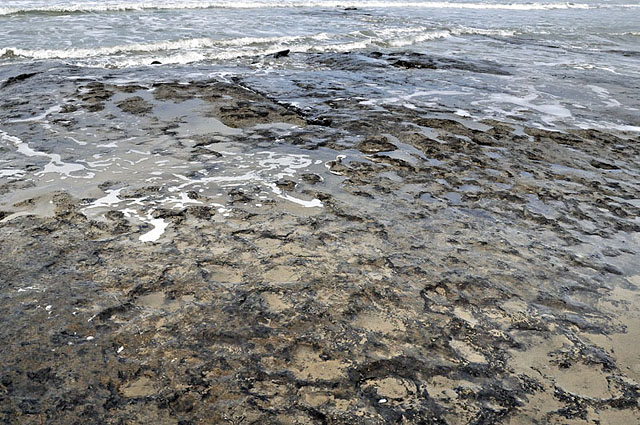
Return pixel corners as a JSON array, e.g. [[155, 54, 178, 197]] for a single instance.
[[610, 32, 640, 36], [0, 32, 346, 63], [0, 19, 533, 69], [386, 30, 452, 47], [0, 169, 25, 178], [0, 128, 93, 178], [0, 1, 598, 16], [588, 85, 621, 107], [0, 38, 218, 60], [167, 150, 323, 208], [577, 122, 640, 133], [161, 192, 203, 209], [217, 33, 331, 47], [0, 23, 528, 67], [7, 106, 62, 123], [452, 27, 517, 37], [0, 32, 334, 61], [485, 93, 572, 120], [0, 30, 451, 67], [139, 216, 169, 242], [266, 182, 323, 208], [84, 188, 124, 209]]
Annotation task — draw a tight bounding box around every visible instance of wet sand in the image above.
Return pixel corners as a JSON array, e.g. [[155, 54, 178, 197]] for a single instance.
[[1, 72, 639, 424]]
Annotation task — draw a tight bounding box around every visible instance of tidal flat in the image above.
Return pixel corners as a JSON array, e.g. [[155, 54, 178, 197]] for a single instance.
[[0, 58, 639, 424]]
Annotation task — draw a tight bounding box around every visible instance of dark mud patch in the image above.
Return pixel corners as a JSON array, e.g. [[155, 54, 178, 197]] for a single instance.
[[151, 80, 307, 129], [116, 96, 153, 115], [356, 135, 397, 154], [373, 52, 512, 75], [1, 72, 38, 89], [78, 81, 115, 112]]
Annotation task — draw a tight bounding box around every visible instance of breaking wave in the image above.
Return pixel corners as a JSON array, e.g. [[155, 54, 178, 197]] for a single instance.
[[0, 24, 533, 68], [0, 25, 524, 67], [0, 34, 328, 60], [0, 1, 600, 17]]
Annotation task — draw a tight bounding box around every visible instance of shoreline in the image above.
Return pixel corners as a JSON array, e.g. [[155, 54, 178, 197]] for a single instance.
[[1, 68, 640, 424]]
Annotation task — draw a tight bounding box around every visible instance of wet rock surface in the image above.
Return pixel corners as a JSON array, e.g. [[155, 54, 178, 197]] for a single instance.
[[0, 68, 639, 425], [381, 52, 512, 76], [117, 96, 153, 115]]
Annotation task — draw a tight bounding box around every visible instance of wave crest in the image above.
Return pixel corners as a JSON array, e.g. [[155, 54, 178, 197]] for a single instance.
[[0, 26, 527, 67], [0, 1, 597, 16]]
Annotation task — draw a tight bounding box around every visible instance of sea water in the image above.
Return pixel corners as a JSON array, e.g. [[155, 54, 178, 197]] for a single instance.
[[1, 0, 638, 128]]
